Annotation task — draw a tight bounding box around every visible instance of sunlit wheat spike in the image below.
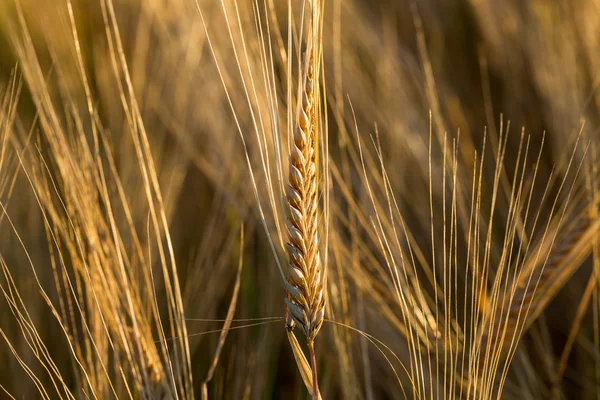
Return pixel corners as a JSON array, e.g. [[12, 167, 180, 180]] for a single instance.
[[284, 50, 325, 342]]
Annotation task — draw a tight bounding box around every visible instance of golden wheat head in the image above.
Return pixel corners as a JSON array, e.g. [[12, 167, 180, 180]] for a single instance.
[[284, 52, 325, 343]]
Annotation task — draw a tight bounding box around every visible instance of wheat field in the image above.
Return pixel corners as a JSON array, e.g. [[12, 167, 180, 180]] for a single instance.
[[0, 0, 600, 399]]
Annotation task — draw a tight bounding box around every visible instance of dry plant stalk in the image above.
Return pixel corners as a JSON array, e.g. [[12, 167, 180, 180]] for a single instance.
[[201, 226, 244, 400], [284, 33, 325, 400]]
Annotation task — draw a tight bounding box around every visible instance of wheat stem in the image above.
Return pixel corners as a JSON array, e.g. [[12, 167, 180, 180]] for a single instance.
[[308, 340, 319, 400]]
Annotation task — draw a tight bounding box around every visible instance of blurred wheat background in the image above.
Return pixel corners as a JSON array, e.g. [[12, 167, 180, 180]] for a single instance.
[[1, 0, 600, 399]]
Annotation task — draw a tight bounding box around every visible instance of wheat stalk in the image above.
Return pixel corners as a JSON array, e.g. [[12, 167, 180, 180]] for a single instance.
[[284, 29, 325, 399]]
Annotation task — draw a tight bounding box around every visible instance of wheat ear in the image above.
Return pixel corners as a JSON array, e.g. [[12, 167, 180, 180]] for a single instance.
[[284, 46, 325, 398]]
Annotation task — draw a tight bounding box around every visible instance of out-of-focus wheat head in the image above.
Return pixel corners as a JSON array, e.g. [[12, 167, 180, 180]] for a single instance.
[[0, 0, 197, 398]]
